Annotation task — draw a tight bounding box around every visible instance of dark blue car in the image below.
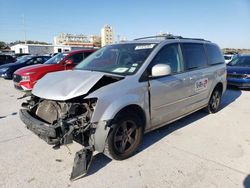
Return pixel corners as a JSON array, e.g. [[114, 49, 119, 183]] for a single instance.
[[0, 55, 50, 79], [227, 55, 250, 88]]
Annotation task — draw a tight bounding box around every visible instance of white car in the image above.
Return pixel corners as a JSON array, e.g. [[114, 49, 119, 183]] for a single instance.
[[224, 54, 236, 64]]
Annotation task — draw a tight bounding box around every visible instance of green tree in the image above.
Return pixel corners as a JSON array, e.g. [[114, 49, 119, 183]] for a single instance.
[[0, 41, 6, 49]]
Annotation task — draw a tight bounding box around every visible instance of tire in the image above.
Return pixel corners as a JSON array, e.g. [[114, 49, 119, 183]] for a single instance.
[[104, 111, 143, 160], [205, 87, 222, 114]]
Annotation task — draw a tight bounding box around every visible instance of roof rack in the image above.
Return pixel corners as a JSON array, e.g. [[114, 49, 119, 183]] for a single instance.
[[134, 34, 179, 40], [134, 34, 210, 42]]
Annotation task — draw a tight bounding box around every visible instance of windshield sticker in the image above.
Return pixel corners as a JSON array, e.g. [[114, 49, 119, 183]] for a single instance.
[[132, 63, 138, 67], [135, 44, 155, 50], [195, 78, 208, 92], [128, 67, 137, 73], [112, 67, 129, 73]]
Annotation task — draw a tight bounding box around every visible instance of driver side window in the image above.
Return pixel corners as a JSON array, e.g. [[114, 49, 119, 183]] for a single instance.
[[26, 58, 34, 65], [151, 43, 184, 74], [68, 53, 84, 65]]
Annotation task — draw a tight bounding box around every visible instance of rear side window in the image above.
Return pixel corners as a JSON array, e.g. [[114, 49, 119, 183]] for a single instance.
[[84, 51, 93, 58], [6, 56, 12, 61], [26, 58, 35, 65], [69, 53, 84, 65], [43, 56, 50, 62], [0, 55, 6, 62], [182, 43, 208, 70], [35, 57, 44, 64], [206, 44, 224, 65]]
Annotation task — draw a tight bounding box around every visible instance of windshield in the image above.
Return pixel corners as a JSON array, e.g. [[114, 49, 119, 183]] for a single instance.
[[16, 55, 33, 63], [224, 55, 232, 60], [228, 56, 250, 67], [44, 53, 67, 64], [75, 43, 157, 75]]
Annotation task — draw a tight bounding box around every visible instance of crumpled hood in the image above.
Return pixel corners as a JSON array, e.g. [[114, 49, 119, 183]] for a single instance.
[[32, 70, 106, 100]]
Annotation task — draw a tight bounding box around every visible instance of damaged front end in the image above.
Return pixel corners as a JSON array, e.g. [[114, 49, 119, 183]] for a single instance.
[[19, 94, 98, 180]]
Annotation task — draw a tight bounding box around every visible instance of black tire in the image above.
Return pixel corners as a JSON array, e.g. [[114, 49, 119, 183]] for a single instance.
[[205, 87, 222, 114], [104, 111, 143, 160]]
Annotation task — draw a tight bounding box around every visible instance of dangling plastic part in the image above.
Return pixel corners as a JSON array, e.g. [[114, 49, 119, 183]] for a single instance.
[[70, 148, 93, 181]]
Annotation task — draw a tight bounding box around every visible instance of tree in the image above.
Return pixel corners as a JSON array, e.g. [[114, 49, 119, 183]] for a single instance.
[[0, 41, 6, 49], [9, 40, 52, 46]]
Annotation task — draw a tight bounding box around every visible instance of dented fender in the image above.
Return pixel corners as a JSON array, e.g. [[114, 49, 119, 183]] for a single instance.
[[95, 95, 145, 122], [92, 120, 111, 152]]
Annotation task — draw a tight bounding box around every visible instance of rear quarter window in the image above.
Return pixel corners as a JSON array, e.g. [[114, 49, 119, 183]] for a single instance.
[[182, 43, 208, 70], [206, 44, 225, 65]]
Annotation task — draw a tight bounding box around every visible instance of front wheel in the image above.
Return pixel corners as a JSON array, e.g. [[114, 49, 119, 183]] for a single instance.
[[205, 88, 222, 113], [104, 111, 143, 160]]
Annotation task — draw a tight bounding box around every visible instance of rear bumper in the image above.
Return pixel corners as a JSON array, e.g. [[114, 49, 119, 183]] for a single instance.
[[19, 109, 59, 144]]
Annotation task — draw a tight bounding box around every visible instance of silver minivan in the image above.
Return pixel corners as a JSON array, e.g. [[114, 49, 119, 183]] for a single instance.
[[20, 35, 226, 180]]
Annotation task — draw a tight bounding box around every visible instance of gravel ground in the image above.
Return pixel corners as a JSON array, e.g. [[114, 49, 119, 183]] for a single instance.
[[0, 79, 249, 188]]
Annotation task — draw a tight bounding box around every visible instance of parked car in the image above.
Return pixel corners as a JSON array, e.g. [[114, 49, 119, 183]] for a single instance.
[[0, 54, 16, 65], [19, 35, 226, 180], [13, 49, 96, 91], [15, 53, 31, 58], [224, 54, 237, 64], [227, 54, 250, 88], [0, 55, 50, 79]]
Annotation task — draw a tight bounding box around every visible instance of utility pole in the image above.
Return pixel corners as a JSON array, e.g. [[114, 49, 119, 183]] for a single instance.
[[22, 14, 27, 44], [117, 35, 120, 43]]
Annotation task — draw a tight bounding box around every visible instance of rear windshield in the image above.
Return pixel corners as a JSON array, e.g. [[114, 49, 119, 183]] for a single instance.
[[44, 53, 67, 64], [224, 55, 232, 60]]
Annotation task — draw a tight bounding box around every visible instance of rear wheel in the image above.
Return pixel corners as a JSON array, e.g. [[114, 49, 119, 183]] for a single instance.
[[104, 111, 143, 160], [206, 88, 222, 113]]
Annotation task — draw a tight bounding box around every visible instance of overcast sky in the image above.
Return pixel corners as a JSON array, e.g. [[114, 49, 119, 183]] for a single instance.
[[0, 0, 250, 48]]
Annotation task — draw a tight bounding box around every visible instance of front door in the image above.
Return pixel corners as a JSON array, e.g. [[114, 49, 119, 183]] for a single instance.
[[149, 43, 192, 128]]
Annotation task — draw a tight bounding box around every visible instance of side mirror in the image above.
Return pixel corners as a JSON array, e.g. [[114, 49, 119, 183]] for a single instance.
[[151, 64, 171, 77], [65, 59, 73, 65]]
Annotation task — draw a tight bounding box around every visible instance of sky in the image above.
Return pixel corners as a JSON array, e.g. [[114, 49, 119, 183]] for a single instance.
[[0, 0, 250, 48]]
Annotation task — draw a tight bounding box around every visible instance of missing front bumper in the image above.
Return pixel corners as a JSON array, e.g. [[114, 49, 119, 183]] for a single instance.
[[19, 109, 60, 145], [19, 109, 95, 180]]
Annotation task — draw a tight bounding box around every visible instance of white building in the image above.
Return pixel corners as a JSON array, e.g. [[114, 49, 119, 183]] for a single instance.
[[54, 33, 101, 47], [54, 33, 88, 45], [101, 25, 114, 47], [10, 44, 93, 55]]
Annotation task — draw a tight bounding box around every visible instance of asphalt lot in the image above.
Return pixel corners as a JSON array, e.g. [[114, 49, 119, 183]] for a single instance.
[[0, 78, 249, 188]]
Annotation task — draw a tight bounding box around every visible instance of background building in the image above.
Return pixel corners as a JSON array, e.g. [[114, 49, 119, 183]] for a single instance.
[[10, 44, 93, 55], [89, 35, 101, 47], [101, 25, 114, 47], [54, 33, 101, 47]]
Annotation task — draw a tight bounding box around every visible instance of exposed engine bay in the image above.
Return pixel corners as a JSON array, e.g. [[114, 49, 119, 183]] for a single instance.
[[19, 74, 125, 180], [20, 95, 98, 180]]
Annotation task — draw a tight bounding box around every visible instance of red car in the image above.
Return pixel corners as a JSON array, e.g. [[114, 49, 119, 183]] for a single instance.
[[13, 49, 96, 91]]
